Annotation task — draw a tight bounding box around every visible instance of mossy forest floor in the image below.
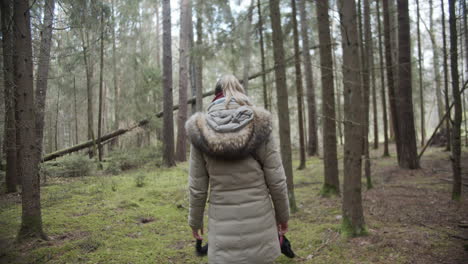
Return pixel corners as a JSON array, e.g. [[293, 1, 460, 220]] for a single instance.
[[1, 145, 467, 263]]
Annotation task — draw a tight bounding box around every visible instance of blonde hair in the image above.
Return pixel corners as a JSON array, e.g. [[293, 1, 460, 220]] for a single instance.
[[215, 75, 252, 107]]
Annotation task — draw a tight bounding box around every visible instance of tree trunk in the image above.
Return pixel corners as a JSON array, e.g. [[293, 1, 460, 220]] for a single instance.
[[54, 88, 60, 151], [363, 0, 372, 189], [377, 0, 389, 157], [35, 0, 55, 159], [1, 0, 18, 193], [110, 0, 119, 150], [97, 7, 105, 162], [462, 0, 468, 147], [13, 0, 46, 240], [195, 0, 203, 112], [441, 0, 451, 151], [291, 0, 306, 170], [448, 0, 461, 200], [427, 0, 445, 124], [337, 0, 365, 237], [383, 0, 401, 158], [268, 0, 297, 213], [257, 0, 269, 110], [416, 0, 425, 147], [368, 1, 378, 150], [73, 77, 78, 145], [242, 1, 254, 92], [175, 0, 191, 162], [316, 0, 340, 196], [396, 0, 419, 169], [298, 0, 318, 156], [162, 0, 176, 167]]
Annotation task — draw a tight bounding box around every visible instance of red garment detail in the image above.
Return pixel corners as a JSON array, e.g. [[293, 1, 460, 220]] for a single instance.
[[212, 92, 224, 102]]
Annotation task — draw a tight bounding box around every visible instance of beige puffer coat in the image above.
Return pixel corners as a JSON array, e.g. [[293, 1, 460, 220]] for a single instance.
[[185, 99, 290, 264]]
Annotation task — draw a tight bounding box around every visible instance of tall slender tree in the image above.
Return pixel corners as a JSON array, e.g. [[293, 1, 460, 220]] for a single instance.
[[242, 1, 254, 92], [35, 0, 55, 161], [377, 0, 389, 157], [1, 0, 18, 193], [448, 0, 462, 200], [162, 0, 176, 167], [396, 0, 419, 169], [316, 0, 340, 196], [298, 0, 318, 156], [257, 0, 269, 110], [363, 0, 372, 188], [291, 0, 306, 170], [110, 0, 120, 150], [383, 0, 400, 158], [97, 6, 105, 162], [429, 0, 445, 124], [416, 0, 425, 146], [195, 0, 204, 112], [175, 0, 191, 162], [13, 0, 47, 240], [337, 0, 365, 236], [268, 0, 297, 212], [441, 0, 451, 151]]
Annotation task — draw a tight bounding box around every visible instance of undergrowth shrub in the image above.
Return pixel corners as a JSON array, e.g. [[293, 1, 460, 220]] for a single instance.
[[135, 174, 146, 187], [40, 155, 94, 178], [106, 145, 162, 173]]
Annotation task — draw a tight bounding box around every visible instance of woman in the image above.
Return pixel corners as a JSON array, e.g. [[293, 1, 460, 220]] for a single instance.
[[186, 75, 290, 264]]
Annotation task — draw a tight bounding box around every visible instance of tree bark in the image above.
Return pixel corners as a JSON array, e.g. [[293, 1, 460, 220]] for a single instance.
[[54, 88, 60, 151], [377, 0, 389, 157], [35, 0, 55, 159], [448, 0, 461, 200], [175, 0, 191, 162], [316, 0, 340, 196], [383, 0, 401, 158], [363, 0, 372, 189], [13, 0, 46, 240], [195, 0, 203, 112], [1, 0, 18, 193], [396, 0, 419, 169], [73, 76, 78, 145], [97, 7, 105, 162], [268, 0, 297, 213], [299, 0, 318, 156], [162, 0, 176, 167], [441, 0, 451, 151], [257, 0, 269, 110], [338, 0, 365, 236], [291, 0, 306, 170], [242, 1, 254, 92], [110, 0, 119, 150], [416, 0, 425, 147]]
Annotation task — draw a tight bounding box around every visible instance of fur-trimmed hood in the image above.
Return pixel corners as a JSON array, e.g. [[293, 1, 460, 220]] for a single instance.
[[185, 99, 272, 159]]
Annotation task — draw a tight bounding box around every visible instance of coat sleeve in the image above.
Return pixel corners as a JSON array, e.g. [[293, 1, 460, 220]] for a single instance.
[[188, 145, 209, 229], [257, 134, 290, 224]]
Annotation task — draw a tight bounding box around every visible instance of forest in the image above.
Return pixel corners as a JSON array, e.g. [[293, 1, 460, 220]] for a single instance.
[[0, 0, 467, 263]]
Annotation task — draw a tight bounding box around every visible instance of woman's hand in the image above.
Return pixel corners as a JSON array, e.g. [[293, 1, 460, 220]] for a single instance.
[[278, 222, 288, 235], [191, 227, 204, 240]]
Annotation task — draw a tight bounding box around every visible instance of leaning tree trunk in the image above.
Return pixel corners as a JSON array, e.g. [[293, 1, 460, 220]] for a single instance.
[[383, 0, 401, 158], [35, 0, 55, 161], [396, 0, 419, 169], [13, 0, 47, 240], [175, 0, 191, 162], [376, 0, 389, 157], [162, 0, 176, 167], [441, 0, 451, 151], [268, 0, 297, 212], [1, 0, 18, 193], [291, 0, 306, 170], [448, 0, 462, 200], [338, 0, 365, 237], [299, 0, 318, 156], [316, 0, 340, 196]]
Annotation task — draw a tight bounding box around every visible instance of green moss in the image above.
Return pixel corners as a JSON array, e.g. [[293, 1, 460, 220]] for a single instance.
[[320, 183, 340, 197], [341, 216, 367, 238]]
